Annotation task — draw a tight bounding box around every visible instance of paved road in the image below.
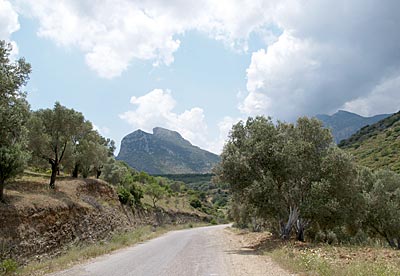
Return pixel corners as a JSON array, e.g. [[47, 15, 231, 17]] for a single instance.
[[51, 225, 231, 276]]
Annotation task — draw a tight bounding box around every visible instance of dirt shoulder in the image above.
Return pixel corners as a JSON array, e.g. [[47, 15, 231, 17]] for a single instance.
[[221, 227, 400, 276], [221, 227, 294, 276]]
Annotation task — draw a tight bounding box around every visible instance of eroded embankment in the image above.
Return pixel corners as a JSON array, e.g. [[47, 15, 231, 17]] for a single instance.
[[0, 177, 206, 264]]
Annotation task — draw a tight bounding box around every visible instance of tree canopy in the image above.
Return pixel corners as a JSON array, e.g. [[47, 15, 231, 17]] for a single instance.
[[0, 41, 31, 202], [29, 102, 90, 188], [215, 116, 359, 241]]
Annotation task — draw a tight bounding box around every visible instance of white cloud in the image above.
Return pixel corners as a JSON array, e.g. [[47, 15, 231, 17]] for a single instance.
[[93, 124, 110, 136], [120, 89, 210, 151], [240, 0, 400, 120], [342, 74, 400, 116], [0, 0, 20, 56], [7, 0, 400, 148], [15, 0, 278, 78], [208, 116, 242, 154], [120, 89, 243, 154]]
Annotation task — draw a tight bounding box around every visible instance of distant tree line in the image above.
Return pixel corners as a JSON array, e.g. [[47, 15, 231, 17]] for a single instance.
[[215, 116, 400, 249]]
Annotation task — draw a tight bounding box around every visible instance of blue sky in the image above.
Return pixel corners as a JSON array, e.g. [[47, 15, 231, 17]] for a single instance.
[[2, 0, 400, 153], [13, 17, 254, 152]]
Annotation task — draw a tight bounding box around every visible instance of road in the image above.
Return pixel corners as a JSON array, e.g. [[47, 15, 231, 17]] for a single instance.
[[51, 224, 291, 276]]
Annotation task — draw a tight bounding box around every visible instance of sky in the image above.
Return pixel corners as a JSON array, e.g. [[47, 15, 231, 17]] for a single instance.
[[1, 0, 400, 154]]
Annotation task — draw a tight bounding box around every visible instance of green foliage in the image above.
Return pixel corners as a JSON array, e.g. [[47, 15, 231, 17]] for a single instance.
[[189, 196, 202, 209], [316, 110, 390, 144], [102, 160, 144, 206], [128, 183, 143, 206], [117, 186, 131, 205], [101, 159, 132, 185], [161, 173, 230, 210], [0, 258, 18, 275], [216, 116, 360, 240], [158, 174, 214, 184], [339, 111, 400, 173], [75, 130, 111, 178], [0, 40, 31, 201], [362, 169, 400, 248], [28, 102, 88, 188], [144, 181, 167, 208]]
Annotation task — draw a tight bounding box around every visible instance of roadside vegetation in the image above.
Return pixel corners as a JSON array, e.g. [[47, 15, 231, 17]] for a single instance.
[[339, 111, 400, 173], [215, 116, 400, 275], [0, 40, 220, 274], [0, 40, 224, 220], [158, 173, 229, 223]]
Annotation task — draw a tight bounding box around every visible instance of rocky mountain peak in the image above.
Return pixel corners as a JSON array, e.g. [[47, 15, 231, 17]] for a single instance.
[[117, 127, 220, 174]]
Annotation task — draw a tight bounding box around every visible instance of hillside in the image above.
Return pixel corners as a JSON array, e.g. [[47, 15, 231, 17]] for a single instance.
[[0, 173, 207, 264], [158, 174, 230, 209], [316, 110, 390, 143], [117, 127, 220, 174], [339, 111, 400, 173]]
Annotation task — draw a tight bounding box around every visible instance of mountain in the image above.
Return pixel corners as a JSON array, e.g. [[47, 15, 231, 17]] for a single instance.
[[316, 110, 391, 143], [116, 127, 220, 174], [338, 111, 400, 173]]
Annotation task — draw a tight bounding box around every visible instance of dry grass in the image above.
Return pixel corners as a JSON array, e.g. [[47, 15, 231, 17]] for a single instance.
[[228, 229, 400, 276], [1, 174, 210, 275]]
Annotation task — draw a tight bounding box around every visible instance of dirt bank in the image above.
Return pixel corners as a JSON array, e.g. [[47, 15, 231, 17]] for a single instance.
[[0, 176, 205, 264]]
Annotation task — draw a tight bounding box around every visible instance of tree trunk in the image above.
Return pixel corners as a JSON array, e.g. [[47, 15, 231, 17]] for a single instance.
[[96, 169, 101, 179], [50, 162, 58, 189], [296, 218, 308, 242], [281, 206, 299, 240], [397, 238, 400, 250], [386, 236, 396, 248], [0, 178, 4, 203], [72, 163, 79, 178]]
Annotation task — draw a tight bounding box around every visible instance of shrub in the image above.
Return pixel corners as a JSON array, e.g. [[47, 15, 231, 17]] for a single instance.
[[189, 197, 202, 209], [314, 231, 326, 243], [117, 186, 131, 205], [129, 183, 143, 206], [0, 259, 18, 274], [326, 231, 338, 245]]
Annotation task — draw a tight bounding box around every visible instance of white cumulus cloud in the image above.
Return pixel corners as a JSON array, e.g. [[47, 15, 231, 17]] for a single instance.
[[0, 0, 20, 56], [207, 116, 242, 154], [342, 74, 400, 116], [241, 0, 400, 120], [119, 89, 210, 151], [15, 0, 278, 78]]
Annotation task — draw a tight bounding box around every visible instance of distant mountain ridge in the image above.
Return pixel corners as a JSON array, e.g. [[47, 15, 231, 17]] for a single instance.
[[338, 111, 400, 173], [316, 110, 391, 143], [117, 127, 220, 174]]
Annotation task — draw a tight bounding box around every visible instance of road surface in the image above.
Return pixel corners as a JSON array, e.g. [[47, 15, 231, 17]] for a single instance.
[[50, 224, 291, 276]]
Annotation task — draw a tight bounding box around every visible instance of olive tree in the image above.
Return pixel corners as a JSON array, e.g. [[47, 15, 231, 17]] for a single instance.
[[71, 129, 110, 178], [0, 41, 31, 202], [145, 181, 167, 208], [363, 169, 400, 249], [29, 102, 87, 188], [216, 116, 359, 240]]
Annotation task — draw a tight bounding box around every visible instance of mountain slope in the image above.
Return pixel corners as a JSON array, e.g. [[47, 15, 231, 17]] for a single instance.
[[338, 111, 400, 173], [117, 127, 220, 174], [316, 110, 391, 143]]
